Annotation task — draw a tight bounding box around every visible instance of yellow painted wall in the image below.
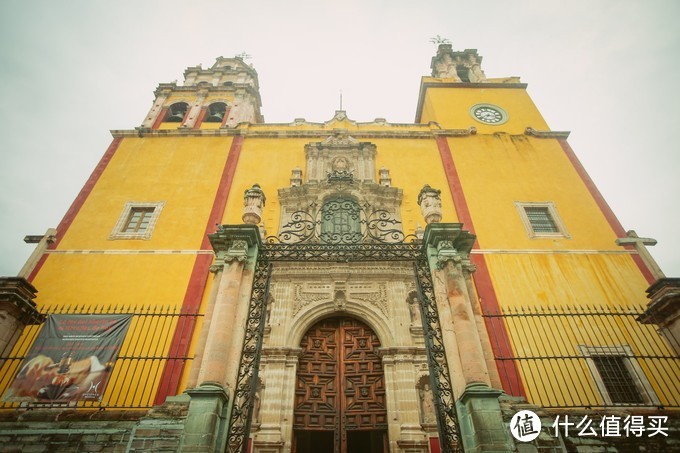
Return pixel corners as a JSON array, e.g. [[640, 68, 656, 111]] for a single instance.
[[58, 136, 233, 251], [447, 134, 619, 250], [419, 81, 550, 134]]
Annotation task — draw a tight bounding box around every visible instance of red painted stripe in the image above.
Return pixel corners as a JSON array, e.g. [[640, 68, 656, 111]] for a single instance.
[[435, 136, 526, 397], [28, 137, 123, 282], [154, 135, 244, 404], [429, 437, 441, 453], [558, 139, 655, 284], [193, 107, 207, 129], [152, 108, 168, 130]]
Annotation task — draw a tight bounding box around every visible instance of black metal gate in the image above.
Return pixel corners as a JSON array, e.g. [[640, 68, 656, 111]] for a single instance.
[[224, 206, 462, 452]]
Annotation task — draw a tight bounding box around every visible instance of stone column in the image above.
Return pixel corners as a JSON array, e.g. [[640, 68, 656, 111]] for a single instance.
[[422, 224, 513, 453], [185, 265, 224, 389], [141, 88, 172, 128], [638, 278, 680, 355], [0, 277, 42, 356], [181, 225, 261, 453]]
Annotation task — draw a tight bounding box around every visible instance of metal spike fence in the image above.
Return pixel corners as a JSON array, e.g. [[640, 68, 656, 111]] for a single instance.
[[0, 304, 201, 409], [483, 305, 680, 409]]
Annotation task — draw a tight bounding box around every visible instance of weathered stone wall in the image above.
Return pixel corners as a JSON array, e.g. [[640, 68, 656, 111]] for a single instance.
[[0, 397, 188, 453]]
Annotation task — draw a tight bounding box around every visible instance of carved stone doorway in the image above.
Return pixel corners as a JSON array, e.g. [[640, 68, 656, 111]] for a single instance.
[[293, 317, 387, 453]]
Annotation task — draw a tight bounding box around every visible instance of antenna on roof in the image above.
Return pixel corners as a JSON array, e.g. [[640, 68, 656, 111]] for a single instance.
[[340, 90, 343, 110]]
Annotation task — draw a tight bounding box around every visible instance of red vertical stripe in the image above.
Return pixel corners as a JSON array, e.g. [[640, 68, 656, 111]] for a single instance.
[[28, 137, 123, 282], [558, 139, 655, 284], [193, 107, 208, 129], [435, 136, 526, 397], [151, 108, 168, 130], [154, 136, 244, 405]]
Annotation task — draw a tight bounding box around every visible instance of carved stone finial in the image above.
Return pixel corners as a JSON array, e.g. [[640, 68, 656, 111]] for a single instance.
[[418, 185, 442, 224], [242, 184, 266, 225], [379, 167, 391, 187], [290, 167, 302, 187]]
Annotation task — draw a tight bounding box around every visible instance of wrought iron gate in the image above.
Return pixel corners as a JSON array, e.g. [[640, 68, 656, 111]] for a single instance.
[[224, 211, 462, 452]]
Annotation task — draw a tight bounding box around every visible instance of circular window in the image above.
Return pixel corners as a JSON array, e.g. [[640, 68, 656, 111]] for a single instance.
[[470, 104, 508, 125]]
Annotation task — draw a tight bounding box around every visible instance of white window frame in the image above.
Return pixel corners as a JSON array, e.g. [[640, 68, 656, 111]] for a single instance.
[[515, 201, 570, 239], [579, 345, 660, 406], [109, 201, 165, 240]]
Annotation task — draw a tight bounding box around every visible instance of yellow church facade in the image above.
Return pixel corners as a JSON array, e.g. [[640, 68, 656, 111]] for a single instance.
[[0, 44, 677, 453]]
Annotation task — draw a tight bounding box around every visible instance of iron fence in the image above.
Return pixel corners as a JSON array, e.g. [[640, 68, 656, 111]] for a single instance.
[[483, 305, 680, 409], [0, 304, 201, 410]]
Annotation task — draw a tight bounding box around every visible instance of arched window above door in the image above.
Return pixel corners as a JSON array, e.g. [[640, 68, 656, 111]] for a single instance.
[[320, 198, 362, 244]]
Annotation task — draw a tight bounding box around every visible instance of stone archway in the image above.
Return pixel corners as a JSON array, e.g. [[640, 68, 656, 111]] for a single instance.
[[293, 317, 388, 453]]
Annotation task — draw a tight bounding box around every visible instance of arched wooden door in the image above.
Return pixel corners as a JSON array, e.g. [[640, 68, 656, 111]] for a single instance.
[[293, 317, 388, 453]]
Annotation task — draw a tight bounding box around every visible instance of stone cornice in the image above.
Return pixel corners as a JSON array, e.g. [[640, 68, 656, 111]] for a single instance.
[[153, 83, 262, 107], [524, 127, 571, 139], [114, 126, 477, 140]]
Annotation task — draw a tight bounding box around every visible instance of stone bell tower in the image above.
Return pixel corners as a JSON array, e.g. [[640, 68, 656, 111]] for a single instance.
[[141, 55, 263, 130]]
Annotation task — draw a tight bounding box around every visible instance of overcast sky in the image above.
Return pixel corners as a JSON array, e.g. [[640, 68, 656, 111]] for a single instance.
[[1, 0, 678, 279]]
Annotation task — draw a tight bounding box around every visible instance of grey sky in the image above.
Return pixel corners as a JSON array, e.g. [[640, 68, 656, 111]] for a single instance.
[[1, 0, 678, 278]]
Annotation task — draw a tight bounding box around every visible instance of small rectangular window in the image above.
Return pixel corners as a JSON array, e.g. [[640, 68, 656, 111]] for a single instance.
[[580, 345, 659, 406], [515, 202, 570, 238], [109, 201, 165, 240], [591, 355, 644, 404], [123, 207, 155, 233]]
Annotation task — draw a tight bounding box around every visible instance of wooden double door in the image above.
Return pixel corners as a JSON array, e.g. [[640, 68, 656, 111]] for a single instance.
[[293, 317, 388, 453]]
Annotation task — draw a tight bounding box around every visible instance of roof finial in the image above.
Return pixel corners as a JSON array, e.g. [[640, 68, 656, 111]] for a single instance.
[[429, 35, 451, 46], [339, 89, 343, 110]]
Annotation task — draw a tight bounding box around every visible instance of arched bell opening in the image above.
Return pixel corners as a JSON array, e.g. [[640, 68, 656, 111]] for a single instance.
[[165, 102, 189, 122], [293, 316, 388, 453], [205, 102, 228, 123]]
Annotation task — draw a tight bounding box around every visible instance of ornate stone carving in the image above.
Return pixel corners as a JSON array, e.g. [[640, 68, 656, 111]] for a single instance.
[[350, 283, 388, 317], [292, 284, 331, 316], [431, 44, 488, 83], [242, 183, 266, 225], [418, 185, 442, 224]]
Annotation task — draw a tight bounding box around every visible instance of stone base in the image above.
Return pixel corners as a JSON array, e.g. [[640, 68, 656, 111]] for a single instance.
[[456, 383, 513, 453], [181, 383, 230, 452]]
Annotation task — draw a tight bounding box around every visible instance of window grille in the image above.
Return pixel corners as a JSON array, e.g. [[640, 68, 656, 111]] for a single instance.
[[320, 199, 362, 244], [524, 206, 558, 233], [591, 355, 644, 404], [515, 202, 570, 238]]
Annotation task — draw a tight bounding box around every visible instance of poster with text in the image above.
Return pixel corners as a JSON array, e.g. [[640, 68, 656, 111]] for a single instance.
[[4, 314, 132, 403]]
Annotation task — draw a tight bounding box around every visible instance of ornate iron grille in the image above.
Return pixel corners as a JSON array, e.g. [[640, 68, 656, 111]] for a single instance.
[[415, 258, 462, 453], [274, 200, 405, 244], [226, 259, 272, 453]]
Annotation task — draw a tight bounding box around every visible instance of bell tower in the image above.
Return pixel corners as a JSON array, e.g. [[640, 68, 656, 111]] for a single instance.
[[141, 56, 263, 130], [416, 43, 549, 134]]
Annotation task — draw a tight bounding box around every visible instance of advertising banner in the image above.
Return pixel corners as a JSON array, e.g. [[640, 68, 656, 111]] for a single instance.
[[4, 314, 132, 403]]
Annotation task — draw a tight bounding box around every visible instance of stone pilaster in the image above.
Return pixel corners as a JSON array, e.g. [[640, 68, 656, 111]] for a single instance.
[[381, 348, 428, 453], [141, 88, 172, 128], [182, 89, 209, 129], [181, 224, 261, 453], [0, 277, 42, 356], [422, 224, 512, 452], [252, 347, 301, 453], [638, 278, 680, 355]]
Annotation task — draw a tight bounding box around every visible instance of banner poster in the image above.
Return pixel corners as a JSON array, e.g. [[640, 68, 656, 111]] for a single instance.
[[4, 314, 132, 403]]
